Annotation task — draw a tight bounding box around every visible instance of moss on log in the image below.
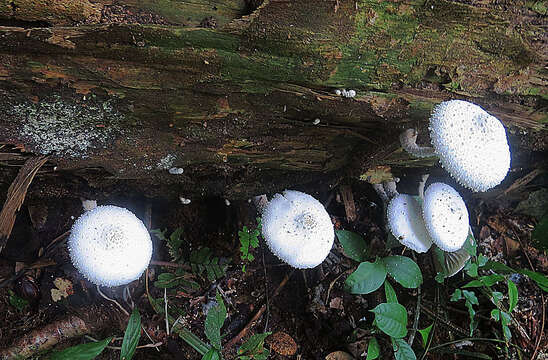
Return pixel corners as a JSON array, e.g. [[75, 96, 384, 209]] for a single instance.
[[0, 0, 546, 198]]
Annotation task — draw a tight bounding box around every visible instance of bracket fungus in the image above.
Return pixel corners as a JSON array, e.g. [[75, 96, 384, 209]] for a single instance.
[[68, 205, 153, 287], [261, 190, 334, 268], [422, 183, 469, 252], [401, 100, 510, 192]]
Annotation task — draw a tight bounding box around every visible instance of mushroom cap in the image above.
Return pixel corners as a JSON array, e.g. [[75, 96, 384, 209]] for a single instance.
[[422, 183, 469, 252], [387, 194, 433, 253], [429, 100, 510, 192], [261, 190, 334, 268], [68, 205, 153, 287]]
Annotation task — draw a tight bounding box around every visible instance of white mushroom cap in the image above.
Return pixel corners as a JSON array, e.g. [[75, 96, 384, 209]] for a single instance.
[[68, 205, 153, 287], [422, 183, 469, 252], [261, 190, 334, 268], [387, 194, 433, 253], [429, 100, 510, 192]]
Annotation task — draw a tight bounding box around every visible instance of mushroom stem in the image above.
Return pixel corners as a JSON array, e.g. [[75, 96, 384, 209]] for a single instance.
[[417, 174, 430, 200], [400, 129, 436, 158], [253, 194, 269, 214], [383, 178, 400, 199]]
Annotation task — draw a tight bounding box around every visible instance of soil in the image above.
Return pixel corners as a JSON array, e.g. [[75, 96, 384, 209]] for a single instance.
[[0, 155, 546, 359]]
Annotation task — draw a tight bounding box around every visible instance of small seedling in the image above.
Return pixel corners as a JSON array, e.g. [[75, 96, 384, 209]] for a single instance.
[[238, 218, 261, 272]]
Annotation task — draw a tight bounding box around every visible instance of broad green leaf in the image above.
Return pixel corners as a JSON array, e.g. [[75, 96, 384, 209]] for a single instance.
[[478, 255, 488, 267], [382, 256, 422, 288], [462, 274, 504, 288], [345, 259, 387, 295], [384, 281, 398, 303], [50, 337, 112, 360], [392, 338, 417, 360], [465, 262, 478, 278], [507, 280, 518, 312], [483, 261, 514, 273], [336, 230, 369, 262], [370, 303, 408, 338], [520, 269, 548, 292], [204, 292, 227, 350], [120, 308, 141, 360], [490, 291, 503, 306], [463, 231, 477, 257], [366, 337, 380, 360], [490, 309, 500, 321], [418, 324, 433, 348], [202, 348, 221, 360], [532, 213, 548, 251], [462, 290, 479, 305]]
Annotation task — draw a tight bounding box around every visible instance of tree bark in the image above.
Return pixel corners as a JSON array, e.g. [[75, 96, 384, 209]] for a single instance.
[[0, 0, 546, 199]]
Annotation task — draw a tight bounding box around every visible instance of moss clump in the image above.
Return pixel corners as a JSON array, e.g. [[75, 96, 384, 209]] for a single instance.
[[10, 95, 125, 158]]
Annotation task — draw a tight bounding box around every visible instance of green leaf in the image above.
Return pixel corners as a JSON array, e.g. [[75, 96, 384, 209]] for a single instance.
[[204, 292, 227, 350], [391, 338, 417, 360], [370, 303, 408, 338], [8, 290, 28, 312], [202, 348, 221, 360], [382, 256, 422, 288], [50, 337, 112, 360], [462, 290, 479, 306], [532, 213, 548, 251], [507, 280, 518, 312], [154, 273, 179, 288], [483, 261, 515, 273], [238, 332, 271, 359], [465, 262, 478, 278], [366, 337, 380, 360], [478, 254, 488, 267], [463, 231, 477, 257], [336, 230, 369, 262], [450, 289, 462, 302], [120, 308, 141, 360], [520, 269, 548, 292], [462, 274, 504, 288], [490, 309, 500, 321], [345, 259, 387, 294], [418, 324, 433, 348], [434, 272, 445, 283], [490, 291, 503, 306], [384, 281, 398, 303]]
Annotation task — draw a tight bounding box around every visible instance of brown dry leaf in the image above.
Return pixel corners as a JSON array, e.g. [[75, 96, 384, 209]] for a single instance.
[[329, 297, 344, 310], [325, 351, 354, 360], [266, 331, 297, 356], [51, 278, 74, 302], [0, 156, 48, 251], [503, 235, 520, 257]]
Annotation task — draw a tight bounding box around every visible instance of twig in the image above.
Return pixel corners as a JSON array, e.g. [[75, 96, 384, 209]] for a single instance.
[[261, 243, 269, 332], [225, 271, 292, 349], [325, 270, 352, 305], [150, 260, 191, 271], [84, 335, 162, 350], [164, 288, 170, 336], [97, 286, 129, 316], [420, 304, 468, 337], [408, 266, 421, 345], [428, 337, 515, 352]]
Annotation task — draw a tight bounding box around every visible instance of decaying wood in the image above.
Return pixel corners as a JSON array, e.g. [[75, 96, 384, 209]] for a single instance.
[[0, 304, 126, 359], [0, 156, 48, 252], [0, 0, 545, 199]]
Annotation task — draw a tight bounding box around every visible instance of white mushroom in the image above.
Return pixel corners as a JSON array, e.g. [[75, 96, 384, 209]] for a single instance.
[[68, 205, 153, 287], [422, 183, 469, 252], [387, 194, 433, 253], [261, 190, 334, 268], [400, 100, 510, 192]]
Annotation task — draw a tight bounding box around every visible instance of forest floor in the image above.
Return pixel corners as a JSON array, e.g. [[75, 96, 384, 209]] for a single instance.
[[0, 152, 547, 360]]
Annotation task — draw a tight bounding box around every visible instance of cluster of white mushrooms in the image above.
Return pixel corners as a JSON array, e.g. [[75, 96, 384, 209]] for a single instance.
[[385, 100, 511, 276], [65, 99, 509, 286]]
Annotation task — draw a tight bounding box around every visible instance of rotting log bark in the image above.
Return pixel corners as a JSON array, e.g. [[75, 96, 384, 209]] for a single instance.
[[0, 0, 546, 199]]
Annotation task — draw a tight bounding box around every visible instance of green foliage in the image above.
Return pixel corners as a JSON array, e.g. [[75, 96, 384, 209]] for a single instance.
[[238, 333, 271, 360], [381, 256, 422, 288], [366, 337, 380, 360], [462, 274, 504, 288], [384, 281, 398, 303], [204, 292, 227, 351], [336, 229, 369, 262], [418, 324, 433, 348], [202, 348, 222, 360], [152, 228, 184, 262], [531, 213, 548, 251], [345, 259, 387, 294], [120, 308, 141, 360], [507, 280, 518, 312], [190, 247, 228, 282], [238, 219, 261, 272], [49, 337, 113, 360], [8, 290, 28, 312], [482, 261, 548, 293], [391, 338, 416, 360], [450, 289, 478, 335], [154, 270, 200, 290], [370, 303, 408, 338]]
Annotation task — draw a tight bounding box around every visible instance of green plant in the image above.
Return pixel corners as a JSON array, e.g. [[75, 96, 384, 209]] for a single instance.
[[48, 307, 141, 360], [337, 230, 421, 360], [238, 219, 261, 272], [8, 290, 28, 312]]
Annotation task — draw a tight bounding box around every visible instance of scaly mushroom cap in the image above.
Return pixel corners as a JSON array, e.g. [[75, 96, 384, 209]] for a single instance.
[[387, 194, 433, 253], [261, 190, 334, 268], [422, 183, 469, 252], [68, 205, 153, 287], [429, 100, 510, 192]]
